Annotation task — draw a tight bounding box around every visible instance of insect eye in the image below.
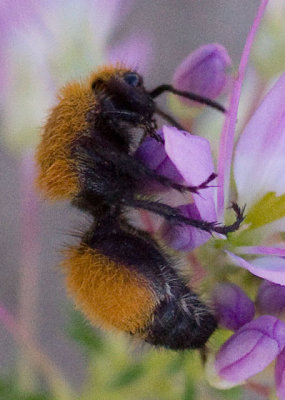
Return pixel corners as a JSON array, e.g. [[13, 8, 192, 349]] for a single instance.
[[123, 72, 142, 87]]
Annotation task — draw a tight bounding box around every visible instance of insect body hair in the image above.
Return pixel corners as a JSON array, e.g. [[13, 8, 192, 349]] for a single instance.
[[35, 64, 244, 350]]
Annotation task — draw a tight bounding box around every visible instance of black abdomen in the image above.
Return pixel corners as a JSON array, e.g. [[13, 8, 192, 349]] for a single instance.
[[85, 217, 217, 350], [145, 286, 217, 350]]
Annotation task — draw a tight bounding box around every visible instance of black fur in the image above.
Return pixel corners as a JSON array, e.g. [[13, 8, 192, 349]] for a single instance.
[[69, 69, 243, 349], [83, 213, 217, 350]]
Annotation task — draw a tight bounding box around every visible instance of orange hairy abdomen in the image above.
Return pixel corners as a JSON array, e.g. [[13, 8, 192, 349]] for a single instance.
[[62, 245, 158, 333], [35, 81, 94, 200]]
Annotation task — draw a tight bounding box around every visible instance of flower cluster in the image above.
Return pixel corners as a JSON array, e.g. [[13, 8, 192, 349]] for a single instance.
[[136, 0, 285, 397]]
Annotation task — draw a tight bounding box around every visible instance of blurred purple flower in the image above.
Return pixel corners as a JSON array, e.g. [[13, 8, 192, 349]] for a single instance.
[[212, 283, 255, 331], [0, 0, 41, 38], [215, 316, 285, 383], [257, 280, 285, 316], [107, 33, 154, 74], [276, 347, 285, 400], [89, 0, 135, 28], [173, 43, 232, 106]]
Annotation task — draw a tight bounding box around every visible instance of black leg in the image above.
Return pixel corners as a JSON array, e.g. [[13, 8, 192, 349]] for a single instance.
[[122, 197, 245, 235], [75, 145, 217, 195], [150, 84, 226, 113]]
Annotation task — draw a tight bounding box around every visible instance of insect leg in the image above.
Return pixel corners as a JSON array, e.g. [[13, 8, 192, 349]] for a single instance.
[[150, 84, 226, 113], [75, 145, 217, 195], [122, 197, 245, 235]]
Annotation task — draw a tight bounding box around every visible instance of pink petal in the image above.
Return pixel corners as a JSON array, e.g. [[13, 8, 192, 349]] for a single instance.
[[217, 0, 269, 218], [236, 246, 285, 257], [276, 347, 285, 400], [89, 0, 134, 33], [161, 203, 211, 251], [163, 126, 217, 222], [173, 43, 232, 104], [215, 316, 285, 383], [156, 126, 217, 251], [107, 33, 154, 74], [212, 283, 255, 331], [234, 72, 285, 208], [0, 0, 41, 38], [226, 251, 285, 285]]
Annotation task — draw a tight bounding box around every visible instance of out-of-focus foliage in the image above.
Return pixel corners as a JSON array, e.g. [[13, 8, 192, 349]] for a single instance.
[[67, 310, 242, 400], [0, 378, 51, 400]]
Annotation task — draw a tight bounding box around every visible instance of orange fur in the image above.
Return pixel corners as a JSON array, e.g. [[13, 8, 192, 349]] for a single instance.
[[62, 244, 158, 333], [88, 64, 129, 86], [35, 65, 130, 200], [36, 80, 94, 200]]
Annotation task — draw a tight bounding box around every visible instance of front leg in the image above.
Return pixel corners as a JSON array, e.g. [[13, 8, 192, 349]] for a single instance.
[[75, 144, 217, 195]]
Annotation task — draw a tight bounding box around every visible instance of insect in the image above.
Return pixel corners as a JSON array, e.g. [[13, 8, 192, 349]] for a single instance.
[[36, 65, 244, 350]]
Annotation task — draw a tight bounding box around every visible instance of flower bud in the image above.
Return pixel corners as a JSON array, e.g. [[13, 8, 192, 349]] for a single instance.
[[275, 347, 285, 400], [173, 43, 232, 105], [256, 280, 285, 316], [215, 316, 285, 383], [212, 283, 255, 331]]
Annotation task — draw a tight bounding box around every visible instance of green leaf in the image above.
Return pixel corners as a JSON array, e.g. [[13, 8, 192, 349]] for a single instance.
[[246, 192, 285, 229]]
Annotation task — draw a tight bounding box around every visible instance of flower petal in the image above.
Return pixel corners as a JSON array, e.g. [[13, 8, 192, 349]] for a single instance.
[[161, 203, 211, 251], [257, 280, 285, 316], [236, 245, 285, 257], [212, 283, 255, 331], [173, 43, 232, 104], [226, 251, 285, 285], [107, 33, 154, 74], [217, 0, 269, 218], [135, 129, 184, 191], [157, 126, 217, 251], [234, 72, 285, 209], [215, 316, 285, 383], [276, 347, 285, 400], [163, 126, 217, 222]]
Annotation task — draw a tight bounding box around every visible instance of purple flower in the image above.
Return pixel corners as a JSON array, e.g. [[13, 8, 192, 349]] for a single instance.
[[137, 2, 285, 290], [161, 203, 211, 251], [107, 33, 154, 74], [257, 280, 285, 316], [173, 43, 232, 105], [276, 347, 285, 400], [215, 316, 285, 383], [212, 283, 255, 331], [135, 128, 184, 191]]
